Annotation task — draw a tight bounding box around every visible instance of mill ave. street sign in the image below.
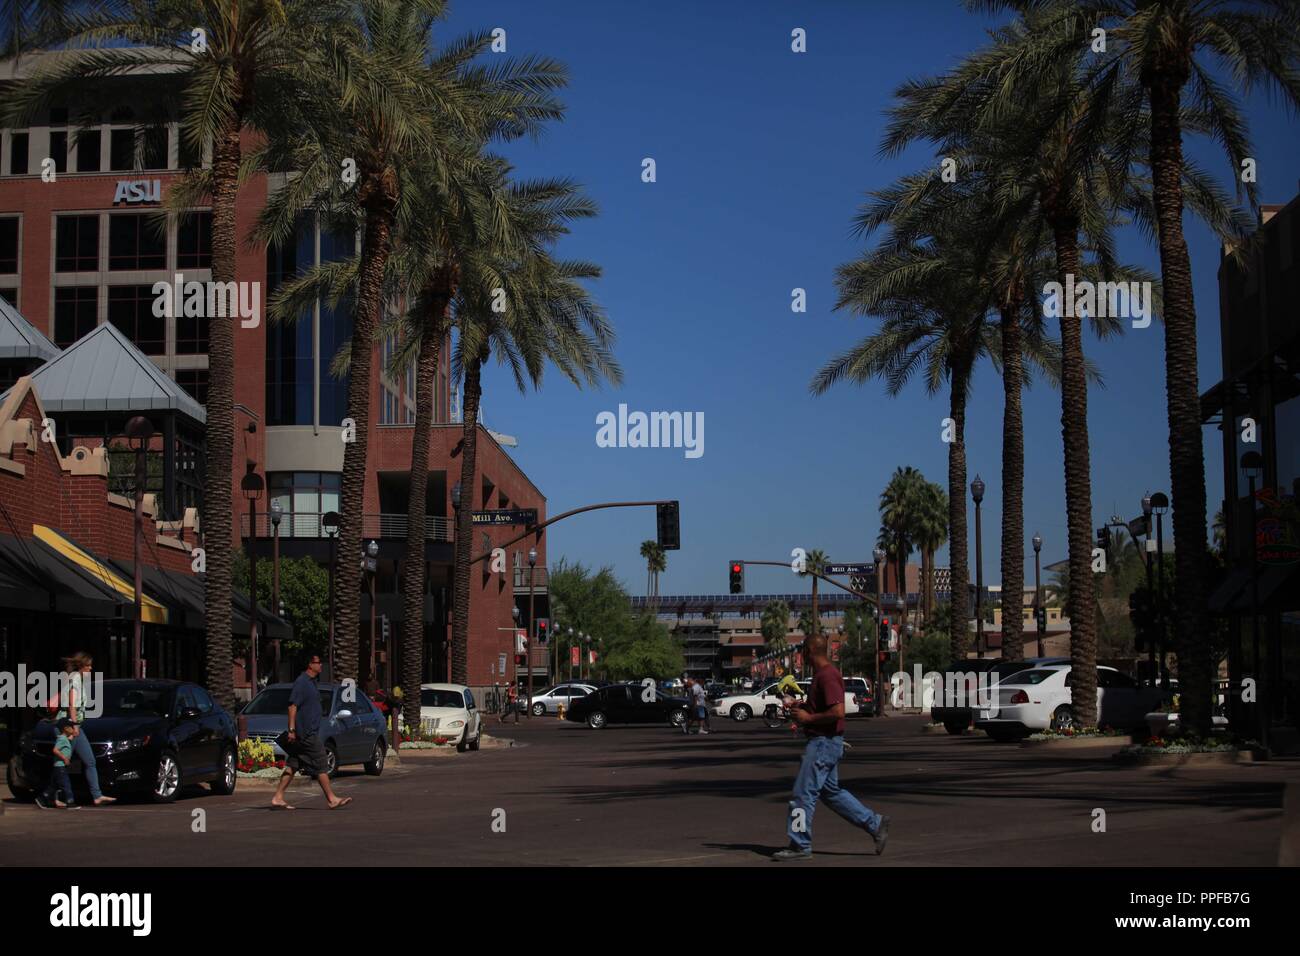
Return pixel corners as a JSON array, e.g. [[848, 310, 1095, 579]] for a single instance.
[[471, 509, 538, 526]]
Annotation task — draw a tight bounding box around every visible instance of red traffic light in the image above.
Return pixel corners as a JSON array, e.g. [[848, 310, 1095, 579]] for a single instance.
[[732, 563, 741, 573]]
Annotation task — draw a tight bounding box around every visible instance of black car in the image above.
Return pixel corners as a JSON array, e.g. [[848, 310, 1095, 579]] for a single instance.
[[930, 657, 1069, 734], [8, 679, 238, 803], [565, 683, 689, 729]]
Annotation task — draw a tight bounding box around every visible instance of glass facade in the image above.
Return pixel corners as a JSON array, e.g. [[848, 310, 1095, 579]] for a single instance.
[[267, 471, 341, 537]]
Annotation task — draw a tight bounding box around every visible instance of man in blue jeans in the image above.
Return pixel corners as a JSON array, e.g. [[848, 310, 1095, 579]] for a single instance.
[[773, 633, 889, 861]]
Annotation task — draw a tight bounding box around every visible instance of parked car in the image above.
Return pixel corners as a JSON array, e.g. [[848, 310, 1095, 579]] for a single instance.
[[243, 681, 389, 776], [417, 683, 483, 751], [529, 683, 596, 716], [704, 682, 733, 701], [565, 683, 688, 729], [973, 664, 1166, 742], [844, 676, 874, 715], [931, 657, 1069, 734], [794, 678, 862, 717], [8, 679, 238, 803]]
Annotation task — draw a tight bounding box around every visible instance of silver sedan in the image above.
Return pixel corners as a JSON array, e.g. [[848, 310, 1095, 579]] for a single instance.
[[529, 684, 597, 716]]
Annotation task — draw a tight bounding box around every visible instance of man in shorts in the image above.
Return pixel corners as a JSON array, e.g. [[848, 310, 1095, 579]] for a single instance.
[[691, 677, 711, 735], [271, 653, 352, 810]]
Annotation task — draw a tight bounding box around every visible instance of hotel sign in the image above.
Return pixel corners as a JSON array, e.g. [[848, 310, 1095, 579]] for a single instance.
[[113, 179, 161, 204]]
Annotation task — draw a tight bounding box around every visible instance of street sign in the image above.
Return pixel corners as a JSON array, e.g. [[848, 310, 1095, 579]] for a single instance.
[[472, 508, 538, 526], [825, 562, 876, 576], [1128, 515, 1150, 539]]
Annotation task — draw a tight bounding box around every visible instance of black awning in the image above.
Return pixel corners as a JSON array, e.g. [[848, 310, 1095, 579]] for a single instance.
[[0, 532, 126, 619], [1228, 562, 1300, 614], [106, 557, 292, 639]]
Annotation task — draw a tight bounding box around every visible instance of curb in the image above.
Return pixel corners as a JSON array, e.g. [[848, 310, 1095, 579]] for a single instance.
[[1020, 735, 1133, 750], [1111, 749, 1258, 767]]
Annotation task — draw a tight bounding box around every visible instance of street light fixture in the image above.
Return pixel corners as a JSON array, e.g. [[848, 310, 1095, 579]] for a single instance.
[[323, 510, 340, 679], [872, 546, 886, 715], [125, 416, 154, 680], [970, 475, 986, 658], [1149, 491, 1169, 685], [269, 500, 283, 680], [365, 539, 379, 683], [241, 468, 265, 692], [1031, 532, 1044, 657], [527, 546, 538, 716]]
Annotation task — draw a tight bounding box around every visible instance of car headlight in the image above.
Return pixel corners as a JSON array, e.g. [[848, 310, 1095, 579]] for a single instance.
[[446, 720, 465, 729], [112, 736, 151, 752]]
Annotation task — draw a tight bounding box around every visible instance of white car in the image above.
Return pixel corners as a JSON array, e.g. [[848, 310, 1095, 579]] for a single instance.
[[528, 683, 596, 716], [416, 683, 483, 751], [714, 678, 860, 721], [973, 664, 1165, 742]]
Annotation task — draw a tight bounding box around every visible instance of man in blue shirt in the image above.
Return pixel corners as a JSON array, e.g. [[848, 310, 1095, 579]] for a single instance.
[[271, 653, 352, 810]]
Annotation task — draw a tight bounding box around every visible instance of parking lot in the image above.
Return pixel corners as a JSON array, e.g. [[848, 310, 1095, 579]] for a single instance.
[[1, 713, 1295, 867]]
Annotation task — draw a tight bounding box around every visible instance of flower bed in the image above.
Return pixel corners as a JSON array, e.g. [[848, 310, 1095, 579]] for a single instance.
[[1113, 735, 1263, 766], [236, 738, 286, 774], [1026, 726, 1127, 741]]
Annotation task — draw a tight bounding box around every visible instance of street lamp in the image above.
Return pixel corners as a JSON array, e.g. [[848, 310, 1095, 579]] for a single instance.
[[527, 546, 538, 717], [583, 632, 591, 681], [873, 546, 885, 715], [1241, 452, 1265, 747], [269, 499, 283, 682], [1032, 532, 1044, 658], [971, 475, 986, 659], [1141, 493, 1156, 685], [1150, 491, 1169, 684], [241, 468, 265, 692], [365, 539, 379, 684], [323, 510, 340, 680], [125, 416, 154, 680]]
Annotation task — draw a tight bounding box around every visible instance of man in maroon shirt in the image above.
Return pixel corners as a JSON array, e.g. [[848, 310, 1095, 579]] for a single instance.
[[773, 634, 889, 861]]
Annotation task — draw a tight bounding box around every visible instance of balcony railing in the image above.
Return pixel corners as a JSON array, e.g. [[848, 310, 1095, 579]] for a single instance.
[[241, 511, 453, 541], [512, 566, 549, 590]]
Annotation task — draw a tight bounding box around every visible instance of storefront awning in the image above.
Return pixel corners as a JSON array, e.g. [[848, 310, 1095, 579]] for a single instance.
[[0, 531, 126, 619], [34, 525, 169, 623]]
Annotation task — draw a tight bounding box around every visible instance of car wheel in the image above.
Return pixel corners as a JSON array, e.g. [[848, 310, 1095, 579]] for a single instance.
[[669, 708, 687, 727], [324, 742, 339, 778], [456, 729, 469, 753], [153, 751, 181, 803], [587, 711, 607, 729], [364, 738, 386, 776], [6, 757, 34, 802], [730, 703, 752, 722], [210, 746, 237, 795], [1050, 706, 1075, 732], [469, 726, 481, 751], [943, 719, 968, 736], [531, 702, 546, 717]]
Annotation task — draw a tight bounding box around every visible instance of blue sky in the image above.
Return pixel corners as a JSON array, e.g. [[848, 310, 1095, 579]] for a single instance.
[[443, 0, 1300, 598]]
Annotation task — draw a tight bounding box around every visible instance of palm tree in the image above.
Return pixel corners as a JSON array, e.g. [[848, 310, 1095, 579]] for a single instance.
[[912, 479, 949, 628], [639, 540, 666, 611], [761, 600, 791, 651], [256, 0, 568, 682], [879, 466, 925, 631], [5, 1, 351, 710], [0, 0, 77, 61], [797, 548, 829, 638]]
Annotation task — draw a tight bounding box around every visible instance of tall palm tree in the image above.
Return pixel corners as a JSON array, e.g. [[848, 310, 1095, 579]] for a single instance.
[[5, 0, 351, 710], [912, 479, 949, 628], [256, 0, 568, 682], [639, 540, 666, 611], [797, 548, 829, 638]]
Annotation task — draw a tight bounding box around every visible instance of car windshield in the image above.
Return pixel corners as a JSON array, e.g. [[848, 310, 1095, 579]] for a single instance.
[[421, 689, 464, 709], [999, 668, 1060, 686], [98, 684, 173, 717]]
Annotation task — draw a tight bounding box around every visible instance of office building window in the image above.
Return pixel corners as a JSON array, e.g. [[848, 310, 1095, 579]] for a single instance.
[[9, 132, 28, 175], [176, 311, 208, 354], [267, 472, 342, 537], [55, 215, 99, 272], [107, 285, 164, 354], [54, 287, 98, 346], [76, 129, 101, 172], [109, 127, 135, 171], [48, 130, 68, 174], [0, 218, 16, 273], [0, 288, 16, 307], [143, 126, 168, 170], [177, 212, 212, 269], [108, 214, 165, 270], [175, 368, 208, 405]]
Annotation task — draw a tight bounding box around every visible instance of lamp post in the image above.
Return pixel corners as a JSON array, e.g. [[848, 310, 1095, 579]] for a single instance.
[[450, 482, 462, 682], [1150, 491, 1169, 685], [365, 539, 379, 684], [971, 475, 986, 659], [511, 604, 520, 701], [564, 625, 573, 687], [527, 546, 537, 718], [873, 546, 886, 715], [270, 500, 283, 682], [323, 510, 340, 681], [125, 416, 154, 679], [583, 633, 591, 682], [241, 469, 264, 693], [1141, 494, 1156, 686], [1241, 453, 1265, 747], [1032, 532, 1044, 658]]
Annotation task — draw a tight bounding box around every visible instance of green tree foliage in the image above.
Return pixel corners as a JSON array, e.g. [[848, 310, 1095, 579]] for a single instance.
[[231, 551, 329, 655]]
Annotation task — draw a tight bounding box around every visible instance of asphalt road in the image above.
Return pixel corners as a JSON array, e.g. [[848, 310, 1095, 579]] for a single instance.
[[1, 713, 1295, 867]]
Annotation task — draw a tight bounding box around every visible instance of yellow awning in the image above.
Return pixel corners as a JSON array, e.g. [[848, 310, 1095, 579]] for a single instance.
[[33, 525, 169, 625]]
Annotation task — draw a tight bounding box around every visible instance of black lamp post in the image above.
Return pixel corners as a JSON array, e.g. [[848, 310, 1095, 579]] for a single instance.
[[270, 499, 283, 682], [971, 475, 986, 659], [1032, 532, 1044, 658], [1150, 491, 1169, 684], [365, 539, 379, 684], [510, 604, 520, 697], [323, 510, 340, 680], [126, 416, 154, 679], [1141, 493, 1155, 685], [873, 546, 886, 714], [1241, 452, 1265, 747], [527, 546, 537, 717], [241, 468, 264, 692]]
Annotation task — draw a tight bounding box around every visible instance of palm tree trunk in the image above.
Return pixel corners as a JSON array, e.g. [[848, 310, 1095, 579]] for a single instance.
[[400, 274, 452, 735], [1148, 74, 1213, 737], [202, 122, 241, 713], [451, 354, 485, 685], [334, 202, 395, 682], [1000, 299, 1025, 661], [1050, 215, 1098, 726], [947, 351, 972, 663]]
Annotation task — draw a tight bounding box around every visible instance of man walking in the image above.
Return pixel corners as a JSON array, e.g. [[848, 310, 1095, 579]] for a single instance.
[[271, 653, 352, 810], [773, 634, 888, 861], [691, 677, 711, 735], [500, 683, 519, 724]]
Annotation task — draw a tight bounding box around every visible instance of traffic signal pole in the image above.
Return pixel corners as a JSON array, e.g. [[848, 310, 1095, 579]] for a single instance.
[[468, 500, 681, 566]]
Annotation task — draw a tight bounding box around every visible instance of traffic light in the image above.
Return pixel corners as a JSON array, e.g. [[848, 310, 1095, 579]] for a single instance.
[[879, 616, 890, 651], [729, 560, 744, 594], [381, 615, 390, 642], [536, 618, 549, 645], [1035, 606, 1047, 633], [656, 501, 680, 551]]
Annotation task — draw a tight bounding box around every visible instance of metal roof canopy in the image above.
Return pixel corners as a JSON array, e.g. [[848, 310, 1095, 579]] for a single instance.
[[6, 323, 205, 424], [0, 296, 59, 362]]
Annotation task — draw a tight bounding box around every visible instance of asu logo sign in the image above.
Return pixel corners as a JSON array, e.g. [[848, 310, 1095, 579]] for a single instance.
[[113, 179, 161, 204]]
